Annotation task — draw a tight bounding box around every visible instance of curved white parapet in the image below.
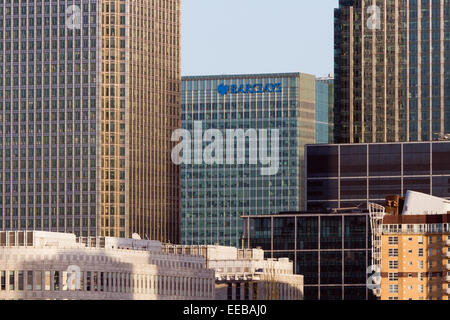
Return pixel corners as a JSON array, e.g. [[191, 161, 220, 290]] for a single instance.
[[402, 190, 450, 216]]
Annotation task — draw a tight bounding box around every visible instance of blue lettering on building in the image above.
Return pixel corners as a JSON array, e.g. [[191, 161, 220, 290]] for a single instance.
[[218, 83, 282, 96]]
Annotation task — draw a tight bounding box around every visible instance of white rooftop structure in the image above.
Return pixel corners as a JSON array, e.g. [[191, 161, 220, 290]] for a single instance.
[[402, 190, 450, 216]]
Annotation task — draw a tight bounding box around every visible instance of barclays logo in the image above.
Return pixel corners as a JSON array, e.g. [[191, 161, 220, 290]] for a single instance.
[[218, 84, 229, 96], [218, 83, 282, 96]]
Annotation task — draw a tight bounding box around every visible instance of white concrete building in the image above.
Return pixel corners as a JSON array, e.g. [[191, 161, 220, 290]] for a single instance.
[[0, 231, 215, 300], [162, 245, 304, 300]]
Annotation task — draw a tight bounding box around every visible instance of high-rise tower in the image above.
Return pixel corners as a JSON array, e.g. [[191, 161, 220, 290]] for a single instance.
[[335, 0, 450, 143], [0, 0, 181, 242]]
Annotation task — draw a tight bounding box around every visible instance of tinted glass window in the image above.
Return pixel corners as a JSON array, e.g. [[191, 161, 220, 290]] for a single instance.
[[369, 144, 401, 176], [297, 252, 318, 285], [340, 179, 367, 200], [320, 251, 342, 285], [432, 143, 450, 174], [369, 178, 401, 199], [273, 218, 295, 250], [344, 251, 367, 284], [404, 177, 431, 195], [340, 145, 367, 177], [320, 216, 342, 249], [403, 143, 430, 175], [307, 179, 338, 201], [297, 217, 318, 250], [432, 176, 450, 198], [306, 146, 339, 178]]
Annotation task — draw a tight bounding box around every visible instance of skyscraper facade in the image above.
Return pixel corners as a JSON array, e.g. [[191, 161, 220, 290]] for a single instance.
[[242, 211, 375, 300], [334, 0, 450, 143], [180, 73, 318, 247], [315, 76, 334, 144], [0, 0, 181, 242], [305, 141, 450, 212]]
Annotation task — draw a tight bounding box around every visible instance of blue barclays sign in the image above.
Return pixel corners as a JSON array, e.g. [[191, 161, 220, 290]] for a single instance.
[[217, 83, 282, 96]]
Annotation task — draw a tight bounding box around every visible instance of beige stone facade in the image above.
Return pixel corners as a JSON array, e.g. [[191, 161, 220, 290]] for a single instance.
[[163, 245, 304, 300], [0, 231, 214, 300]]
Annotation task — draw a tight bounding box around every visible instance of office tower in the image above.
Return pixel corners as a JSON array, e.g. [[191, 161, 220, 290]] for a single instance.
[[242, 210, 375, 300], [305, 141, 450, 211], [334, 0, 450, 143], [162, 245, 304, 300], [370, 191, 450, 300], [181, 73, 323, 247], [0, 0, 181, 242], [315, 76, 334, 144]]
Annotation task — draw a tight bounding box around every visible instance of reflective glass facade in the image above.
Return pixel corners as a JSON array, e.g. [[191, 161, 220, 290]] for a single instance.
[[306, 142, 450, 211], [242, 212, 375, 300], [0, 0, 181, 242], [335, 0, 450, 143], [181, 73, 317, 247], [315, 77, 334, 144]]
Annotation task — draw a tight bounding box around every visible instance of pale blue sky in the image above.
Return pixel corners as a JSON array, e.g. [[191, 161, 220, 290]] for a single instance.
[[181, 0, 339, 77]]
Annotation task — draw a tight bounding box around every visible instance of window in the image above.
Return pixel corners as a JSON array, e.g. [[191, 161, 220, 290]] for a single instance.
[[0, 271, 5, 290], [389, 237, 398, 245], [35, 271, 42, 290], [418, 236, 423, 244], [419, 248, 424, 257], [419, 285, 424, 293], [389, 284, 399, 293], [388, 273, 398, 281], [389, 261, 399, 269], [18, 271, 24, 291], [9, 271, 15, 290], [44, 271, 50, 291], [418, 261, 424, 269], [27, 271, 33, 291], [389, 248, 399, 257]]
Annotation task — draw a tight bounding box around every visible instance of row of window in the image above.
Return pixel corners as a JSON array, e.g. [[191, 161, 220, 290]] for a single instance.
[[389, 284, 444, 294], [0, 269, 213, 297]]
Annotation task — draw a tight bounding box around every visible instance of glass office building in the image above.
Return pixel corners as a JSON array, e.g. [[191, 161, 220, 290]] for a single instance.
[[242, 211, 375, 300], [306, 142, 450, 211], [0, 0, 181, 242], [315, 77, 334, 144], [335, 0, 450, 143], [181, 73, 323, 247]]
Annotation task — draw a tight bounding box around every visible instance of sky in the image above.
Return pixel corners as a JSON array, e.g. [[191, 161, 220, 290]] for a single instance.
[[181, 0, 339, 78]]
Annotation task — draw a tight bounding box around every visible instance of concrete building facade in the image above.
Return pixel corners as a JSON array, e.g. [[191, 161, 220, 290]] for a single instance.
[[0, 231, 214, 300], [162, 244, 303, 300], [370, 191, 450, 300]]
